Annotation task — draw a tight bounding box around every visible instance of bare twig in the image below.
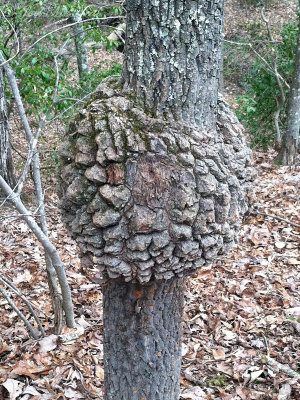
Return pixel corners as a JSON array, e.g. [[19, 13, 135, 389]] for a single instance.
[[0, 50, 75, 330], [260, 6, 285, 146], [0, 175, 75, 328], [0, 285, 39, 339], [255, 210, 300, 229], [0, 9, 20, 66], [13, 16, 125, 68], [224, 39, 290, 89], [0, 273, 46, 337]]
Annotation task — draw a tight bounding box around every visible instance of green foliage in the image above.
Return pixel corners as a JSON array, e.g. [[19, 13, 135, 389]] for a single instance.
[[234, 22, 298, 148], [206, 375, 228, 387], [0, 0, 123, 119]]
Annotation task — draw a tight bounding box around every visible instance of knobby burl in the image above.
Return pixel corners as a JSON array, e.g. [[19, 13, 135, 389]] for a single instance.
[[59, 82, 255, 284]]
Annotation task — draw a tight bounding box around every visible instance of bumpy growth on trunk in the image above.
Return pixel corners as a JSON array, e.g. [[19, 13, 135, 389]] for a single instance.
[[60, 84, 253, 283], [59, 1, 255, 399]]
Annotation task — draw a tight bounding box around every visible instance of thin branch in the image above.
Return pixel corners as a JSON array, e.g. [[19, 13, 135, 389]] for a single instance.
[[0, 273, 46, 337], [0, 9, 20, 66], [254, 209, 300, 229], [48, 74, 121, 123], [267, 356, 300, 379], [224, 39, 290, 89], [0, 175, 75, 328], [0, 285, 39, 339], [12, 16, 125, 69]]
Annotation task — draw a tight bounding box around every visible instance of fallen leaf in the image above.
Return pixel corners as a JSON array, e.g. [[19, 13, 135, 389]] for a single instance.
[[1, 379, 24, 400], [12, 360, 51, 379], [278, 383, 292, 400], [181, 386, 206, 400], [212, 348, 226, 361], [39, 334, 58, 353]]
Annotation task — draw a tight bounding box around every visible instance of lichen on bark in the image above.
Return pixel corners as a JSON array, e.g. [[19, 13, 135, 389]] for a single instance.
[[59, 82, 255, 284]]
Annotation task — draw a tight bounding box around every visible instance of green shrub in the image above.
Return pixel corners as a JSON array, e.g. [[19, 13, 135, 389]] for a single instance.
[[234, 21, 298, 148]]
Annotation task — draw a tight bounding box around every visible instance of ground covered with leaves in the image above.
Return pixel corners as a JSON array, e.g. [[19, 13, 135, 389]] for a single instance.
[[0, 151, 299, 400]]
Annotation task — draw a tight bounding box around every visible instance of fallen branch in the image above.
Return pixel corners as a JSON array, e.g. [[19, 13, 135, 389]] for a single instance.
[[266, 356, 300, 379], [255, 210, 300, 229]]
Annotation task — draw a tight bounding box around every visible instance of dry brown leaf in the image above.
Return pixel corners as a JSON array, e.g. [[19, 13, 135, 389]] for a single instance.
[[95, 365, 104, 380], [12, 359, 51, 379], [212, 348, 226, 361]]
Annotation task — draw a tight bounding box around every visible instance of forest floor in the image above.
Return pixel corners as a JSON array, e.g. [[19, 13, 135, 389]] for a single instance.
[[0, 153, 299, 400], [0, 0, 300, 399]]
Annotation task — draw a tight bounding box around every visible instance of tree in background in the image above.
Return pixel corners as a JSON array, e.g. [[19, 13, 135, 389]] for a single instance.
[[276, 3, 300, 166], [59, 0, 255, 398], [69, 0, 90, 80], [0, 66, 16, 188]]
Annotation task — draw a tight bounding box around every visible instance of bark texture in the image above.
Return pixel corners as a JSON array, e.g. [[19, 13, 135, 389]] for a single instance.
[[0, 67, 15, 187], [103, 277, 183, 400], [276, 15, 300, 165], [59, 82, 255, 284], [122, 0, 224, 130]]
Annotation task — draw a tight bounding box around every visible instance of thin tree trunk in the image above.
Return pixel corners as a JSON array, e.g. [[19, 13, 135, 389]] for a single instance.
[[71, 11, 89, 80], [0, 175, 75, 329], [103, 278, 184, 400], [0, 51, 75, 329], [276, 11, 300, 165], [0, 67, 16, 188]]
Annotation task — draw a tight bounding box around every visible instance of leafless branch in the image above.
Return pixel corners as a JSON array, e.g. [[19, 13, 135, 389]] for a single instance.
[[12, 16, 125, 68], [0, 285, 39, 339], [224, 39, 290, 89], [0, 175, 75, 328], [0, 8, 20, 66], [0, 273, 46, 337]]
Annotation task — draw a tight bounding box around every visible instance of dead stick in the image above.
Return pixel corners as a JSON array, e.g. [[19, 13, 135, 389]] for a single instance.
[[255, 210, 300, 229], [267, 356, 300, 379]]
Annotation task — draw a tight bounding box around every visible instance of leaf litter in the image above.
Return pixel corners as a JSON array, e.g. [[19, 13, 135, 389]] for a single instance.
[[0, 149, 299, 399]]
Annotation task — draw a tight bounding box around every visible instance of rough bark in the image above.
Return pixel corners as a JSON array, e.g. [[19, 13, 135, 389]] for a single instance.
[[276, 13, 300, 165], [59, 1, 254, 399], [103, 277, 183, 400], [122, 0, 224, 130], [0, 67, 16, 188], [59, 84, 254, 283]]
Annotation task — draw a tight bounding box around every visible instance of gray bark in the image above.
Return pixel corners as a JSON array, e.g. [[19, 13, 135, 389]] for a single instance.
[[103, 278, 183, 400], [59, 1, 254, 399], [122, 0, 224, 130], [276, 13, 300, 165], [0, 67, 16, 188], [71, 11, 90, 80]]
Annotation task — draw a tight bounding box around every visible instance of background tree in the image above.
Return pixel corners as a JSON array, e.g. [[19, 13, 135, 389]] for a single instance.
[[0, 66, 16, 188], [276, 3, 300, 165], [69, 0, 90, 80], [59, 0, 254, 399]]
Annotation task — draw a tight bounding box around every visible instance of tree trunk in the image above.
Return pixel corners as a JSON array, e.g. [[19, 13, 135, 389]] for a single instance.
[[122, 0, 224, 130], [71, 11, 90, 80], [0, 67, 16, 188], [102, 1, 224, 399], [103, 278, 184, 400], [276, 12, 300, 165]]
